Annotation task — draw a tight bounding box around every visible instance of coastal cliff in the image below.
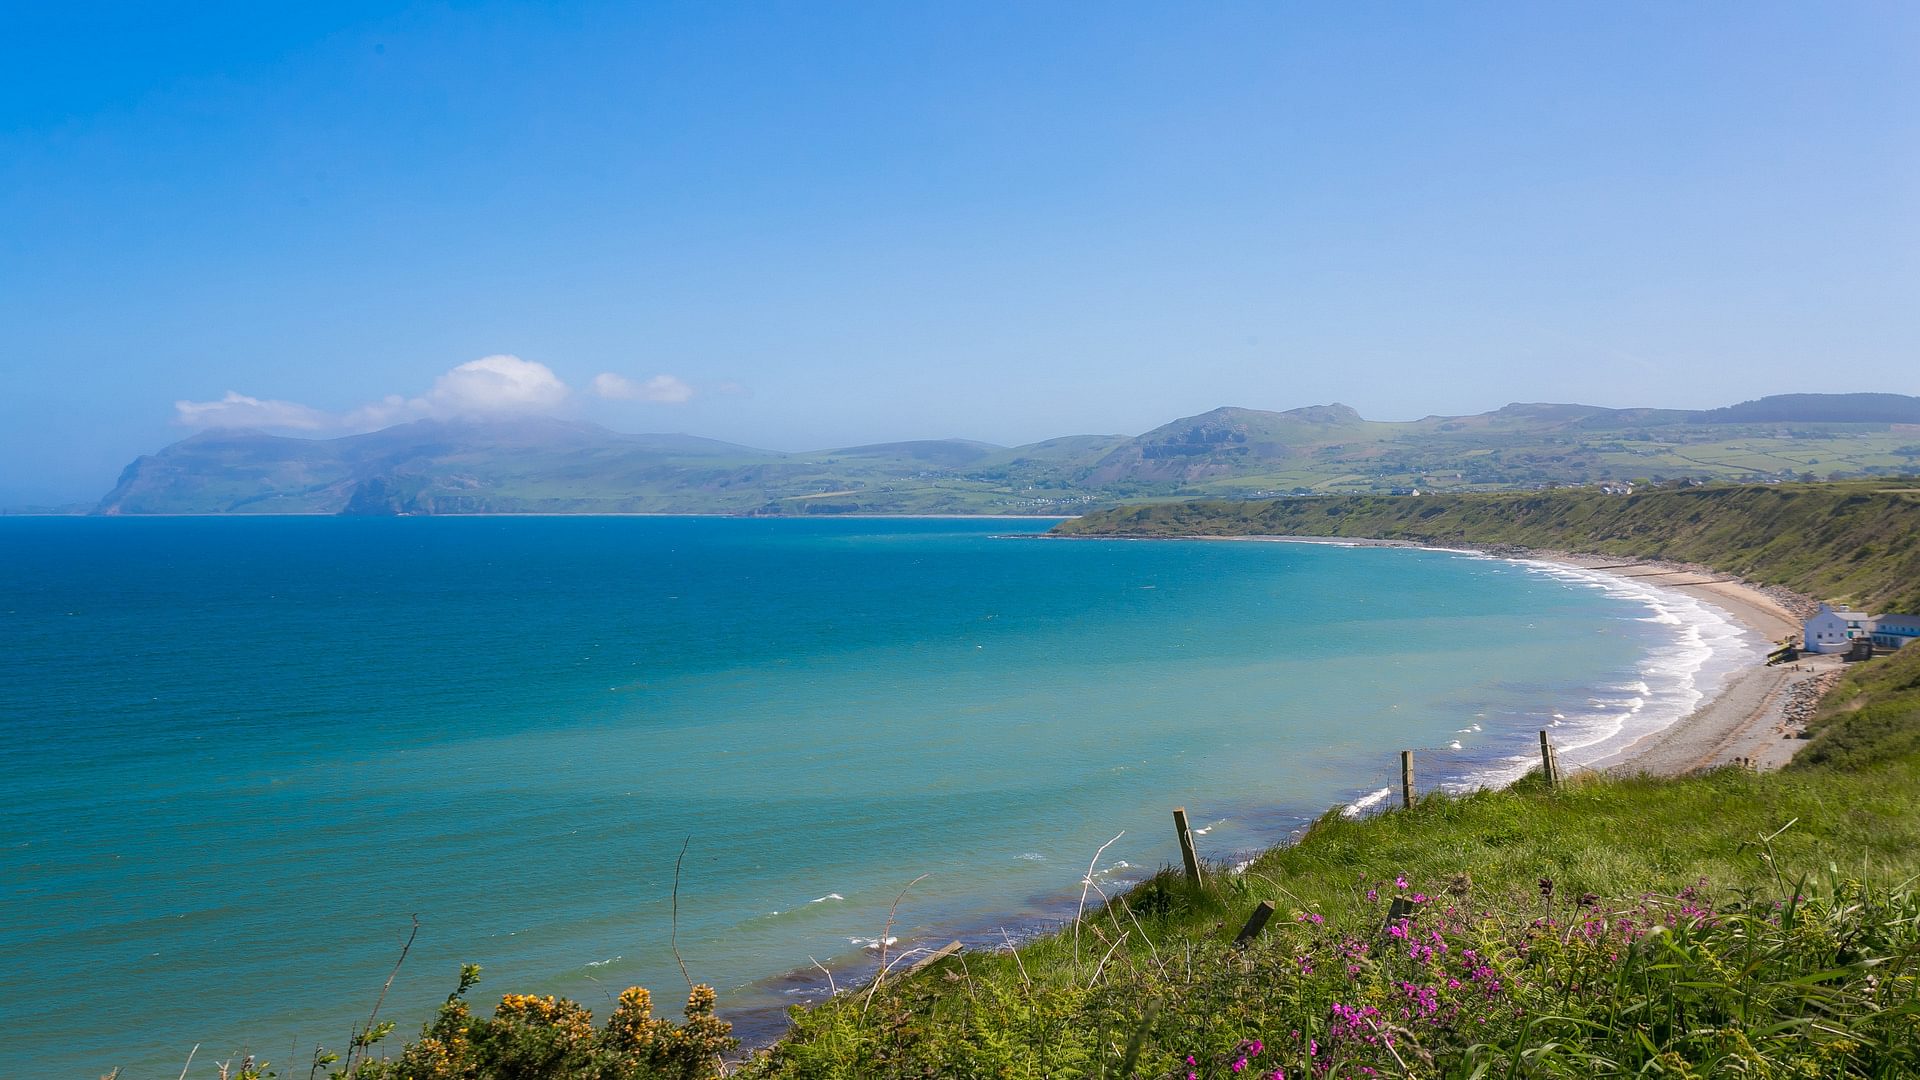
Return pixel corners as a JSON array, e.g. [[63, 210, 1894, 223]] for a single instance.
[[1055, 480, 1920, 615]]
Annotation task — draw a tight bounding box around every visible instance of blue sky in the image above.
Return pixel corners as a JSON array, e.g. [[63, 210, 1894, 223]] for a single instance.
[[2, 2, 1917, 503]]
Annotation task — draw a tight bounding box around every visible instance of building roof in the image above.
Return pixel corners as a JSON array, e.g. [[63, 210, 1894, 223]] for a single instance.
[[1810, 603, 1871, 622]]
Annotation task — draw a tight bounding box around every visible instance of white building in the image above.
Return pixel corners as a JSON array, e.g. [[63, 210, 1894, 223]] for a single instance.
[[1872, 614, 1920, 650], [1803, 603, 1875, 654]]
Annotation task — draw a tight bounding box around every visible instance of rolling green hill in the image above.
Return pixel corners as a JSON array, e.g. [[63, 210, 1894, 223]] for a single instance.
[[93, 393, 1920, 515]]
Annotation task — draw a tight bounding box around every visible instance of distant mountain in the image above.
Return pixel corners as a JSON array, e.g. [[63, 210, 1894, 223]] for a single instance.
[[96, 392, 1920, 515], [100, 418, 784, 516], [1689, 393, 1920, 425], [814, 440, 1005, 468], [1084, 404, 1368, 486], [97, 418, 1075, 516]]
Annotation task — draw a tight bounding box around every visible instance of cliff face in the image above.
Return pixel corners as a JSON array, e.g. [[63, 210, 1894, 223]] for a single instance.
[[96, 430, 359, 514]]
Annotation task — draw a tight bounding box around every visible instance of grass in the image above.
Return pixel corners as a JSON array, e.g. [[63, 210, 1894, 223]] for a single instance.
[[1798, 639, 1920, 770]]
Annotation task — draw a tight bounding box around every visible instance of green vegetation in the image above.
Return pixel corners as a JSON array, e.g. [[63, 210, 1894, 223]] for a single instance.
[[1056, 480, 1920, 615], [207, 968, 741, 1080], [347, 969, 736, 1080], [1798, 638, 1920, 770]]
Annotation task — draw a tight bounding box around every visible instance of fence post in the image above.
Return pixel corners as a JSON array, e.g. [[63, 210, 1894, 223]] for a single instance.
[[1383, 895, 1414, 934], [1235, 900, 1277, 947], [1400, 750, 1416, 810], [1539, 730, 1558, 787], [1172, 807, 1204, 887], [905, 940, 964, 977]]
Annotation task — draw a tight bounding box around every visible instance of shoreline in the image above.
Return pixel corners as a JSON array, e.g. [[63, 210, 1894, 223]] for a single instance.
[[1140, 533, 1831, 777], [1520, 550, 1840, 776]]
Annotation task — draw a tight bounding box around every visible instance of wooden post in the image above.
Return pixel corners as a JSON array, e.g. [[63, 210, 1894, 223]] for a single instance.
[[1400, 750, 1415, 810], [1383, 895, 1414, 933], [1539, 730, 1558, 787], [905, 940, 963, 977], [1234, 900, 1276, 947], [1172, 807, 1204, 887]]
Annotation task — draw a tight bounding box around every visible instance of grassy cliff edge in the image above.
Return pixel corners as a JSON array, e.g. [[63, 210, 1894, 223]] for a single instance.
[[1053, 480, 1920, 615]]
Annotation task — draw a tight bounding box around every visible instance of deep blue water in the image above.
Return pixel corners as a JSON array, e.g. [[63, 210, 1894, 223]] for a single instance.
[[0, 517, 1748, 1078]]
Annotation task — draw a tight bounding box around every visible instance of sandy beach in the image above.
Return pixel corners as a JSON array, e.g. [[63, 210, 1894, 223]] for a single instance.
[[1533, 552, 1841, 776], [1194, 535, 1836, 777]]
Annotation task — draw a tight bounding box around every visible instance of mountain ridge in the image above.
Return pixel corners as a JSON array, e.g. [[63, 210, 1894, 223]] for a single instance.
[[94, 392, 1920, 516]]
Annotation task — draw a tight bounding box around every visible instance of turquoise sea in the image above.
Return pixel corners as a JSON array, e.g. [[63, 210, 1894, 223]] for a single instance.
[[0, 517, 1756, 1078]]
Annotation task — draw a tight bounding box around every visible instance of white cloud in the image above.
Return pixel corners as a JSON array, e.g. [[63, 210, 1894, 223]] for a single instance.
[[591, 372, 695, 404], [429, 355, 571, 414], [174, 391, 332, 431], [339, 394, 421, 431], [173, 355, 574, 434]]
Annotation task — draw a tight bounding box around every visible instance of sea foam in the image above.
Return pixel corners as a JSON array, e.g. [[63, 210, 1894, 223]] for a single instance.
[[1342, 786, 1394, 817], [1454, 559, 1762, 788]]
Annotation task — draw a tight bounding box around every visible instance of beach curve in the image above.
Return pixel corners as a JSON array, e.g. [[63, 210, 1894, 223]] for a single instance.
[[1193, 534, 1832, 778]]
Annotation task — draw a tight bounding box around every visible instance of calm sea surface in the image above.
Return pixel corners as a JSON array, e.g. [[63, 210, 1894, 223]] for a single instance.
[[0, 517, 1752, 1077]]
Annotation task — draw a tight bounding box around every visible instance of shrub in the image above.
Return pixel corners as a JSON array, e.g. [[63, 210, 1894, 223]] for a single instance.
[[342, 966, 737, 1080]]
